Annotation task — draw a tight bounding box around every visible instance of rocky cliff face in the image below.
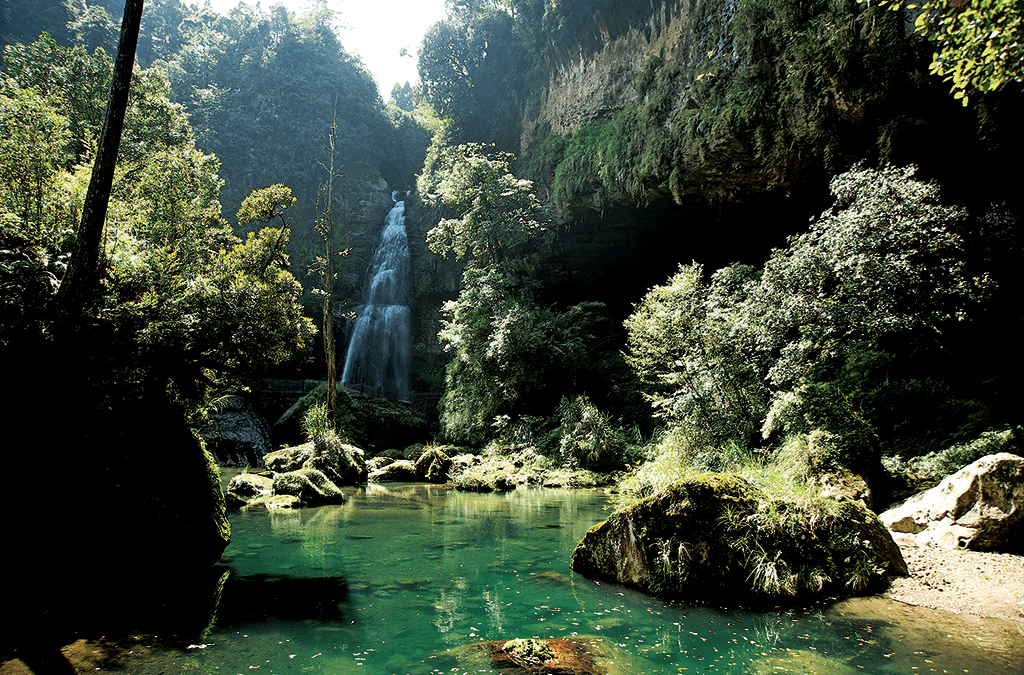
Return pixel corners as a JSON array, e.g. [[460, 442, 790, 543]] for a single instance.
[[407, 0, 1022, 391], [506, 0, 1017, 315], [522, 0, 723, 148]]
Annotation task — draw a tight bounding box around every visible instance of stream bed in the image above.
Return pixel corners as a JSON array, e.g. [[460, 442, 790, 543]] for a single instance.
[[54, 481, 1024, 675]]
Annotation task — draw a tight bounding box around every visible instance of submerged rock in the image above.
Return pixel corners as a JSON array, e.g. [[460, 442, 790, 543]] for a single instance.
[[570, 474, 907, 605], [435, 637, 623, 675], [880, 452, 1024, 551], [750, 648, 860, 675]]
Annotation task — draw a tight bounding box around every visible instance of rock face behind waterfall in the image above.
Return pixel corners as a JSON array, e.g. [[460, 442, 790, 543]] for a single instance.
[[570, 475, 907, 605], [342, 194, 412, 401], [881, 453, 1024, 551]]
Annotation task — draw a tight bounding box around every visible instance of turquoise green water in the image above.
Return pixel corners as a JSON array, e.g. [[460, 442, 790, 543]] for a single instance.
[[121, 482, 1023, 675]]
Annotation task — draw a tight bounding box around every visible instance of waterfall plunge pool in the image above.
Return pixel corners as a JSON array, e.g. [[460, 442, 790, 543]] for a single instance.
[[25, 480, 1024, 675]]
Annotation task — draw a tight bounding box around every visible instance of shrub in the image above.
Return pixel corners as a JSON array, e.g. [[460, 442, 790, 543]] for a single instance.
[[884, 428, 1019, 487], [557, 395, 626, 471], [614, 424, 816, 509]]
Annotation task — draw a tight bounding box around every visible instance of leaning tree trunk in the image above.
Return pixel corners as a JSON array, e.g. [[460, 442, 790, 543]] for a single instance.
[[52, 0, 145, 334]]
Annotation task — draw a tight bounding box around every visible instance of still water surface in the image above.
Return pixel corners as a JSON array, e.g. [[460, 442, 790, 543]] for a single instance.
[[113, 481, 1023, 675]]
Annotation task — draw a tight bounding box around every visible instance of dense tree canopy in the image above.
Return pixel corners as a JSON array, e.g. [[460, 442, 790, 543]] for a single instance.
[[626, 165, 1007, 492], [1, 34, 314, 403], [873, 0, 1024, 104], [421, 143, 625, 447]]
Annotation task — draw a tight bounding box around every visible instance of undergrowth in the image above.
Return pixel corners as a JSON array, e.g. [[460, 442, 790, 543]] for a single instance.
[[614, 425, 817, 509]]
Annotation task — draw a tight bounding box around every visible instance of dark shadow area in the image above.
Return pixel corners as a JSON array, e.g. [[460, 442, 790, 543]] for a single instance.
[[1, 564, 350, 672], [214, 573, 350, 626]]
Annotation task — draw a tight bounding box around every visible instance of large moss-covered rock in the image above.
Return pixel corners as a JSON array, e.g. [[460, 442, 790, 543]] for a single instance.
[[881, 453, 1024, 551], [226, 472, 274, 509], [265, 441, 366, 487], [570, 474, 907, 605]]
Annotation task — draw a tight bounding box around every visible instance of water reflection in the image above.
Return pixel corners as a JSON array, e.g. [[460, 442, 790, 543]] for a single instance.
[[17, 482, 1022, 675]]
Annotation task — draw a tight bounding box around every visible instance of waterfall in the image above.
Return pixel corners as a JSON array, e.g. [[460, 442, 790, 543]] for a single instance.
[[341, 192, 412, 401]]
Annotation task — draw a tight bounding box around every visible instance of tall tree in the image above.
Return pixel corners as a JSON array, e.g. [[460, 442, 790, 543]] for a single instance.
[[52, 0, 144, 333], [314, 108, 348, 420]]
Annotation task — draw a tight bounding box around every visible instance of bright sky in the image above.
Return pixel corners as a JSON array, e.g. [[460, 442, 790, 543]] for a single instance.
[[199, 0, 448, 96]]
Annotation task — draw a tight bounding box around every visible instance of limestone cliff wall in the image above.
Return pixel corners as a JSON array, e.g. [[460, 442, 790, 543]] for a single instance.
[[523, 0, 726, 147]]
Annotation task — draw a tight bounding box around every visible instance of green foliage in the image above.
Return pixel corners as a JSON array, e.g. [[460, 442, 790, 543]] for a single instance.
[[423, 143, 551, 264], [302, 401, 332, 444], [614, 426, 816, 509], [557, 395, 626, 471], [237, 184, 296, 228], [0, 78, 71, 232], [515, 0, 909, 208], [625, 262, 768, 445], [624, 165, 995, 486], [0, 38, 314, 408], [422, 143, 622, 445], [418, 6, 527, 149], [871, 0, 1024, 104], [885, 427, 1019, 486], [419, 140, 648, 446], [434, 265, 606, 444]]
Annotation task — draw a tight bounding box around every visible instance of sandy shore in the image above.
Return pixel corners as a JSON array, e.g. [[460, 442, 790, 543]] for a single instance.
[[883, 536, 1024, 627]]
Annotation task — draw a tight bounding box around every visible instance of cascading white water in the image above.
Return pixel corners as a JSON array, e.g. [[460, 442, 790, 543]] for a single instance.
[[341, 192, 412, 401]]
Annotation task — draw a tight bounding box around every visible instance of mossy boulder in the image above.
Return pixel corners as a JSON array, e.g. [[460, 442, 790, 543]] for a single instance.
[[367, 456, 395, 473], [272, 467, 346, 506], [226, 472, 274, 509], [415, 448, 453, 483], [368, 459, 418, 483], [307, 441, 367, 486], [264, 444, 314, 473], [570, 474, 907, 605], [451, 468, 517, 492], [265, 441, 366, 487], [227, 472, 274, 498]]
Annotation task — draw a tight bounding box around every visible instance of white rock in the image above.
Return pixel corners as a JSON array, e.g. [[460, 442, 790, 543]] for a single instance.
[[880, 453, 1024, 550]]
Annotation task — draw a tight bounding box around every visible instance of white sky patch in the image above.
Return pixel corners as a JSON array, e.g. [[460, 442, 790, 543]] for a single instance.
[[197, 0, 448, 96]]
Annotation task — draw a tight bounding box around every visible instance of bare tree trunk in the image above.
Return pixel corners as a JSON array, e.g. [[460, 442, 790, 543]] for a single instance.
[[322, 110, 341, 419], [52, 0, 145, 334]]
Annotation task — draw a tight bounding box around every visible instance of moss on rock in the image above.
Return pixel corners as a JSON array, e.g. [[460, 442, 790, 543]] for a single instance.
[[570, 473, 907, 605], [272, 467, 346, 506]]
